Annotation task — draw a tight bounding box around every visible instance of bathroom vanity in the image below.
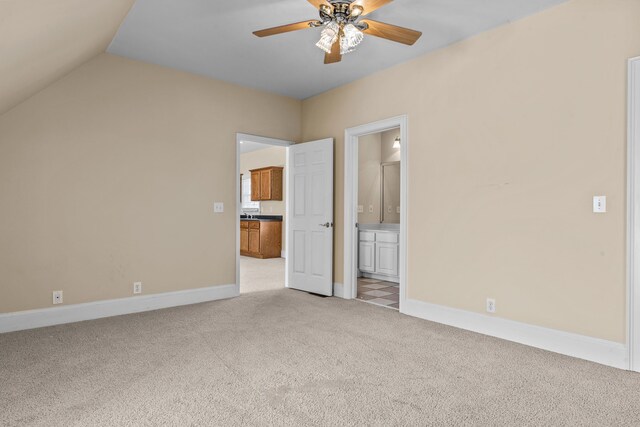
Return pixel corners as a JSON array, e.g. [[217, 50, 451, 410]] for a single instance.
[[358, 224, 400, 283]]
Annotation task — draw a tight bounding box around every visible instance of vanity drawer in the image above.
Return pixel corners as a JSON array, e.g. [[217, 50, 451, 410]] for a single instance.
[[359, 231, 376, 242], [249, 221, 261, 229], [376, 232, 398, 244], [240, 221, 249, 229]]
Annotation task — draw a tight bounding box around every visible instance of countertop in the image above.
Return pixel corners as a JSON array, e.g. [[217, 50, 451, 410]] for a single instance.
[[240, 215, 283, 222]]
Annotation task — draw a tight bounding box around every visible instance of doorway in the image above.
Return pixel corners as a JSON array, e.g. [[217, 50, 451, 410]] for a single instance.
[[343, 116, 408, 311], [235, 134, 292, 294]]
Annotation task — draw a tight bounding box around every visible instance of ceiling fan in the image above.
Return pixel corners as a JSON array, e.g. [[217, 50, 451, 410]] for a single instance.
[[253, 0, 422, 64]]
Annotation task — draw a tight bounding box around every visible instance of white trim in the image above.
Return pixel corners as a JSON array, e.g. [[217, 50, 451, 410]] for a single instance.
[[343, 116, 408, 309], [333, 282, 345, 299], [628, 57, 640, 371], [281, 250, 287, 259], [403, 298, 627, 370], [0, 284, 238, 334], [236, 133, 294, 291]]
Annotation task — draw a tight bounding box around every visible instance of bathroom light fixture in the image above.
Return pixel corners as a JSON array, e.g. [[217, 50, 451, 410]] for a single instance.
[[393, 137, 401, 149]]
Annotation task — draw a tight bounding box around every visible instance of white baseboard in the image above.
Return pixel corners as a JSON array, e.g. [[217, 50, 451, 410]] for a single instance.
[[333, 282, 346, 299], [401, 298, 628, 370], [0, 284, 239, 334], [281, 250, 287, 259]]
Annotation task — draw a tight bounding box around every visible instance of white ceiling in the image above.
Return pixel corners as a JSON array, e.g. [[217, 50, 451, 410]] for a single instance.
[[108, 0, 566, 100], [239, 141, 280, 154]]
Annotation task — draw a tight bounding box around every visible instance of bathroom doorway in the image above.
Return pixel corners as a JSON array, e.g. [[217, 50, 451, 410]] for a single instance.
[[343, 116, 408, 311]]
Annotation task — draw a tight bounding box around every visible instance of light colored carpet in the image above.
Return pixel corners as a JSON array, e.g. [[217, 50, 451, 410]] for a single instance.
[[240, 256, 285, 294], [2, 289, 640, 426]]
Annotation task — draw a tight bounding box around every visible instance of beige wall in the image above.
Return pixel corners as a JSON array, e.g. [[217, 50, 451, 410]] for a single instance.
[[358, 134, 382, 224], [0, 53, 301, 313], [358, 129, 402, 224], [302, 0, 640, 343], [381, 129, 401, 163], [0, 0, 135, 115], [240, 146, 287, 253]]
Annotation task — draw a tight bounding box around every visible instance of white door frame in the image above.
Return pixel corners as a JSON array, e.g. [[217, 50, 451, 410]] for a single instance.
[[343, 115, 409, 308], [628, 57, 640, 371], [236, 133, 294, 293]]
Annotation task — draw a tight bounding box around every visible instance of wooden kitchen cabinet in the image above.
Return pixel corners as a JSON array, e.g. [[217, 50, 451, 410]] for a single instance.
[[240, 221, 249, 252], [240, 220, 282, 259], [250, 166, 283, 201]]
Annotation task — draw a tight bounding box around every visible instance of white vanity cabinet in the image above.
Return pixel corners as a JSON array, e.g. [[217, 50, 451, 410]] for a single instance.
[[358, 228, 400, 283]]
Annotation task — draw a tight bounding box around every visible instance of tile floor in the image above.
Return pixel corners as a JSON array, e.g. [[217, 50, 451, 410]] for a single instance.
[[357, 277, 399, 309]]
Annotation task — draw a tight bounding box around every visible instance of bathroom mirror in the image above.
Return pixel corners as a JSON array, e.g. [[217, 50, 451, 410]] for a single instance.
[[380, 161, 400, 224]]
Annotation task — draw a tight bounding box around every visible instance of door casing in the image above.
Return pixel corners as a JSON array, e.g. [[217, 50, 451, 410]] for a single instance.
[[235, 133, 293, 293], [627, 57, 640, 371], [343, 115, 409, 309]]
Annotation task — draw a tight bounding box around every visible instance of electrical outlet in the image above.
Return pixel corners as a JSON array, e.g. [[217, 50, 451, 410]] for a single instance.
[[358, 205, 364, 213], [486, 298, 496, 313], [133, 282, 142, 294], [53, 291, 63, 305], [214, 202, 224, 213], [396, 206, 400, 214]]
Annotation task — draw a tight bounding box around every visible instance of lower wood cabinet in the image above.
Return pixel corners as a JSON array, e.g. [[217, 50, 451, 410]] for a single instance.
[[240, 220, 282, 259]]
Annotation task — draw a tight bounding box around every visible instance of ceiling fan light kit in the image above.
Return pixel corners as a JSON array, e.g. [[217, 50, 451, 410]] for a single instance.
[[253, 0, 422, 64]]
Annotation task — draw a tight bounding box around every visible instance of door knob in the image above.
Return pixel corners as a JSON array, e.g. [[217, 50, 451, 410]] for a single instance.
[[319, 222, 333, 228]]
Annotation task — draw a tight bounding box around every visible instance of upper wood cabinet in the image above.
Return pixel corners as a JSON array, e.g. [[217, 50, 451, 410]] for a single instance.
[[250, 166, 283, 201]]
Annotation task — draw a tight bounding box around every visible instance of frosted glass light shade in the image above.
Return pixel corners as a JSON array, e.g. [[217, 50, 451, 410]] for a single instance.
[[316, 21, 340, 54], [340, 24, 364, 54]]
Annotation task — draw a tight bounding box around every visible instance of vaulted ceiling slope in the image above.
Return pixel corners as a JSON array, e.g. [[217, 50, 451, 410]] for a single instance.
[[109, 0, 567, 100], [0, 0, 135, 115]]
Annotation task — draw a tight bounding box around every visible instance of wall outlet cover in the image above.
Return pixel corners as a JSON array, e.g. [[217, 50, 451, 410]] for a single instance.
[[214, 202, 224, 213], [133, 282, 142, 294], [358, 205, 364, 213], [53, 291, 63, 305], [486, 298, 496, 313]]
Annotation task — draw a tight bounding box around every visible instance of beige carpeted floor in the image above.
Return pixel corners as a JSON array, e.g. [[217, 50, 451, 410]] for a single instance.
[[240, 256, 285, 294], [2, 289, 640, 426]]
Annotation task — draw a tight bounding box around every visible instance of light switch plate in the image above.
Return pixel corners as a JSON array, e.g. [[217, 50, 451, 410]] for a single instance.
[[214, 202, 224, 213], [396, 206, 400, 214], [593, 196, 606, 213], [358, 205, 364, 213]]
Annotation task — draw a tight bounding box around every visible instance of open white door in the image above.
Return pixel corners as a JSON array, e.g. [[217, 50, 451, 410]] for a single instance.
[[287, 138, 334, 296]]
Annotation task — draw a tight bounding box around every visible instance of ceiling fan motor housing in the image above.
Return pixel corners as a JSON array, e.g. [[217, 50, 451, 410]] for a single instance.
[[321, 1, 364, 25]]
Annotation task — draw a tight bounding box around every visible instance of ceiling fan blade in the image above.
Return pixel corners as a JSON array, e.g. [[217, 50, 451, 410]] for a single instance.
[[324, 39, 342, 64], [352, 0, 393, 15], [360, 19, 422, 45], [307, 0, 330, 9], [253, 20, 317, 37]]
